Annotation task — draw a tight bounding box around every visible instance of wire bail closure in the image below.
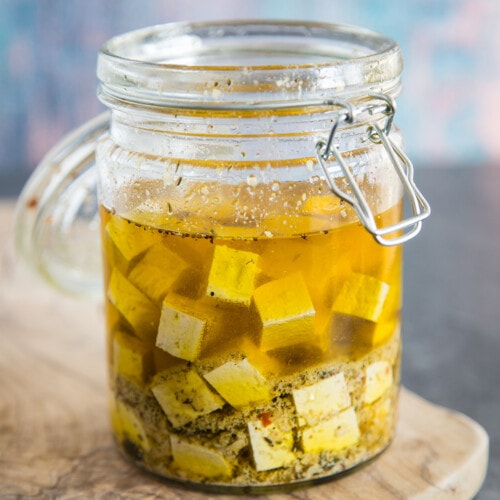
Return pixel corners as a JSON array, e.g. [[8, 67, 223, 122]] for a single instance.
[[315, 94, 431, 246]]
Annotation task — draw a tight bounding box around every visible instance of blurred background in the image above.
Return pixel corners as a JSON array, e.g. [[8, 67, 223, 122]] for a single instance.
[[1, 0, 499, 195]]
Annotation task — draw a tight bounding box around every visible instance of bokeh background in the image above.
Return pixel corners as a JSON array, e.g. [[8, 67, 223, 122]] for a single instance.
[[1, 0, 500, 195]]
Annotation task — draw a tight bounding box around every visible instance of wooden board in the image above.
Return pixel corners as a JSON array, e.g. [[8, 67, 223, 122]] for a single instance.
[[0, 201, 489, 499]]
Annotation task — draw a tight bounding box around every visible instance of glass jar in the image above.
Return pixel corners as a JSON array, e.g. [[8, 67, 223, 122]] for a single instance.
[[15, 21, 430, 493]]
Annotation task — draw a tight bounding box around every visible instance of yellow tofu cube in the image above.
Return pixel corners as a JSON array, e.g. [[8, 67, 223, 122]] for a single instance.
[[300, 407, 360, 453], [107, 269, 160, 340], [152, 347, 187, 373], [333, 273, 390, 322], [170, 435, 232, 479], [363, 361, 393, 404], [370, 318, 400, 346], [110, 399, 150, 451], [156, 296, 208, 361], [292, 372, 351, 426], [206, 245, 259, 305], [128, 243, 189, 303], [370, 397, 392, 429], [203, 358, 271, 409], [247, 416, 296, 471], [103, 233, 130, 276], [301, 194, 341, 215], [151, 368, 225, 428], [328, 313, 400, 349], [105, 216, 152, 262], [253, 273, 316, 352], [112, 331, 152, 385]]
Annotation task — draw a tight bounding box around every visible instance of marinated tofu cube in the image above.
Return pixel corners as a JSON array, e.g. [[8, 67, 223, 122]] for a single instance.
[[253, 273, 316, 352], [153, 347, 187, 373], [257, 239, 339, 310], [301, 194, 341, 215], [370, 318, 399, 346], [203, 358, 271, 409], [262, 214, 307, 236], [333, 273, 390, 322], [128, 243, 189, 303], [363, 361, 393, 404], [112, 331, 152, 385], [300, 407, 360, 453], [292, 372, 351, 426], [328, 312, 399, 348], [156, 296, 207, 361], [202, 335, 283, 379], [105, 216, 152, 261], [247, 416, 296, 471], [110, 399, 150, 452], [103, 233, 130, 275], [151, 368, 225, 428], [206, 245, 259, 305], [370, 397, 392, 428], [107, 269, 159, 340], [170, 435, 232, 479]]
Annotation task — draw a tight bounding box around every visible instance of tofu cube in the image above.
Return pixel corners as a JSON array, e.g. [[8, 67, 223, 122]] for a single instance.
[[128, 242, 189, 303], [103, 233, 130, 276], [151, 368, 225, 428], [247, 416, 296, 471], [105, 216, 152, 262], [153, 347, 187, 373], [253, 273, 316, 352], [107, 268, 159, 340], [300, 407, 360, 453], [333, 273, 390, 322], [156, 296, 207, 361], [292, 372, 351, 426], [170, 435, 232, 479], [112, 330, 152, 385], [370, 318, 399, 346], [203, 358, 271, 409], [328, 313, 399, 348], [110, 399, 150, 451], [363, 361, 393, 404], [206, 245, 259, 305], [301, 194, 341, 215]]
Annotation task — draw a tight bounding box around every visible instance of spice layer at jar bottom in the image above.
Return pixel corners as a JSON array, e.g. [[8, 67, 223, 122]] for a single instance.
[[101, 198, 402, 489]]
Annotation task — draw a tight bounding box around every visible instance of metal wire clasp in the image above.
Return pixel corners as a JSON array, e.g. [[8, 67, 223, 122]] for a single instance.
[[315, 94, 431, 246]]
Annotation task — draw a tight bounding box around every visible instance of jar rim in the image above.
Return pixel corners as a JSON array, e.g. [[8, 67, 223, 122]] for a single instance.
[[97, 20, 403, 109]]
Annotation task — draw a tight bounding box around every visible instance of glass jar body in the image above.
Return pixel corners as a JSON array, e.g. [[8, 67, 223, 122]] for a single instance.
[[97, 99, 403, 491]]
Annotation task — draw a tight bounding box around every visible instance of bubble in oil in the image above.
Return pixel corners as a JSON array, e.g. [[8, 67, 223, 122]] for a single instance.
[[247, 174, 258, 187]]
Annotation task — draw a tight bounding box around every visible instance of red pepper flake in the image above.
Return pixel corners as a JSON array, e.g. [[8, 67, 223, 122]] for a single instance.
[[260, 412, 272, 427]]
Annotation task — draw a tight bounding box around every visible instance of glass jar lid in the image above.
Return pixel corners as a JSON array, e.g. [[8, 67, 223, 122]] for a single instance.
[[97, 20, 403, 109]]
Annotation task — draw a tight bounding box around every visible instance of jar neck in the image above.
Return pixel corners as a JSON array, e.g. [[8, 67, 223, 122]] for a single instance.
[[97, 21, 403, 164]]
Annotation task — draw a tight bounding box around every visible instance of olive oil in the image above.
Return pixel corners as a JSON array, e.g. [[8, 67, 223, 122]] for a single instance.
[[101, 194, 402, 488]]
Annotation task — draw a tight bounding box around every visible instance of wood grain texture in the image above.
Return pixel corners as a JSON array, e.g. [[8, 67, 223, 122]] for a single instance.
[[0, 201, 488, 499]]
